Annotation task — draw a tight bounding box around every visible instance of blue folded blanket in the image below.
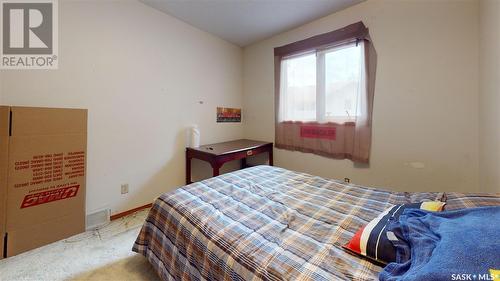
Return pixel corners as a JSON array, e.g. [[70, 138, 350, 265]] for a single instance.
[[379, 206, 500, 281]]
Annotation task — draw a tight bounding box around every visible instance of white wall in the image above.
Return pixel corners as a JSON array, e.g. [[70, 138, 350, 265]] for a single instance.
[[1, 0, 244, 215], [479, 0, 500, 193], [243, 0, 480, 192]]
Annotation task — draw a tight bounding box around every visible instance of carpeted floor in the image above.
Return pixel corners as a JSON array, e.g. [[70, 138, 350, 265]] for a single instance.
[[0, 209, 159, 281]]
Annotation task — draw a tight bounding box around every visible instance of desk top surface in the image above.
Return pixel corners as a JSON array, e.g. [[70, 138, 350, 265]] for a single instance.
[[187, 139, 272, 156]]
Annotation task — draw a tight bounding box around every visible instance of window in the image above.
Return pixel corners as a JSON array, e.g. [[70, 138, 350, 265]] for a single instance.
[[279, 42, 364, 123], [273, 21, 377, 163]]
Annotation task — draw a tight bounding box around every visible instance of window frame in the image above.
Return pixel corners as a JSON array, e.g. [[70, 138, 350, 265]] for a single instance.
[[279, 41, 364, 124]]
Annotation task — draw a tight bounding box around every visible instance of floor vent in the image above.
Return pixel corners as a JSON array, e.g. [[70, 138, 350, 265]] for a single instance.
[[86, 208, 111, 230]]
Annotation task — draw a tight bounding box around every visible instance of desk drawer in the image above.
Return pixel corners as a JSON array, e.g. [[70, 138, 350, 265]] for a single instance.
[[217, 145, 271, 163]]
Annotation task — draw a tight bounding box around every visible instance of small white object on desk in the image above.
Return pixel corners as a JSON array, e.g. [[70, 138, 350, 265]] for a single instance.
[[189, 125, 200, 147]]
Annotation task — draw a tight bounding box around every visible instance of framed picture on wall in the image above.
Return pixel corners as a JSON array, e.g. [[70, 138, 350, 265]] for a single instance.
[[217, 107, 241, 123]]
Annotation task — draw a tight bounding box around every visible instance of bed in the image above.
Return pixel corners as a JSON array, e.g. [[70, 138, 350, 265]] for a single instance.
[[133, 165, 500, 281]]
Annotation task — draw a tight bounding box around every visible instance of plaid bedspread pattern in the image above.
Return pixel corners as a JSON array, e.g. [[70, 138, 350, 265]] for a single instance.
[[133, 166, 499, 281]]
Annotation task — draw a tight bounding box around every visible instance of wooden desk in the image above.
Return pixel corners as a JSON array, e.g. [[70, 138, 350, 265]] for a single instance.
[[186, 139, 273, 184]]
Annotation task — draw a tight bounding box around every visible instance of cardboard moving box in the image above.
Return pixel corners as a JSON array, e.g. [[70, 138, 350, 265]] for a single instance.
[[0, 106, 87, 259], [0, 107, 9, 259]]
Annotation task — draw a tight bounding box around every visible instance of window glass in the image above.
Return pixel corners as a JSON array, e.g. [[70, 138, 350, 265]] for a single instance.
[[279, 43, 363, 123], [281, 53, 316, 121], [324, 44, 362, 120]]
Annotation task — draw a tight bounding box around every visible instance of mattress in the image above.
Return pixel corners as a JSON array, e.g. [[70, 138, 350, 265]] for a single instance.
[[133, 165, 499, 281]]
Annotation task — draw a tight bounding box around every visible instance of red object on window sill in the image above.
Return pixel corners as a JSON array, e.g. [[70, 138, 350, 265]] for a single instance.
[[300, 125, 336, 140]]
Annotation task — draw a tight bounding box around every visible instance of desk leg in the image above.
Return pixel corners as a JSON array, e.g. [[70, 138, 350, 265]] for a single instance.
[[186, 153, 192, 185], [269, 148, 274, 166], [241, 158, 247, 169], [212, 162, 222, 177]]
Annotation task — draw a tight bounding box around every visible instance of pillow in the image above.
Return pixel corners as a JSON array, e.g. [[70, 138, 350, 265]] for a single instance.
[[343, 201, 445, 264]]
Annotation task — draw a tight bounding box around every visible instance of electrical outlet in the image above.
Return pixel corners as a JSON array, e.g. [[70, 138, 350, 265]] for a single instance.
[[121, 184, 129, 195]]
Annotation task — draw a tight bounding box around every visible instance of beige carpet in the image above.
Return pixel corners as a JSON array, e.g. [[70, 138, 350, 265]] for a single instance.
[[0, 209, 159, 281]]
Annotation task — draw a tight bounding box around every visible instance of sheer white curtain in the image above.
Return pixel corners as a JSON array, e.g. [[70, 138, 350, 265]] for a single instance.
[[279, 42, 366, 125], [279, 53, 316, 122]]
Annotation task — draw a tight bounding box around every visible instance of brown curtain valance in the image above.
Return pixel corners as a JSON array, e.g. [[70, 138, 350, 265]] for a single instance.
[[274, 21, 377, 163], [274, 21, 370, 58]]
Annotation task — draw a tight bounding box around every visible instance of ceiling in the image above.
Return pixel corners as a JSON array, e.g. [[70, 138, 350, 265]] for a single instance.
[[140, 0, 365, 47]]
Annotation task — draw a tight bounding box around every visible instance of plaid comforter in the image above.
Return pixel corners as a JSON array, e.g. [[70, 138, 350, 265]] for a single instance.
[[133, 166, 500, 281]]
